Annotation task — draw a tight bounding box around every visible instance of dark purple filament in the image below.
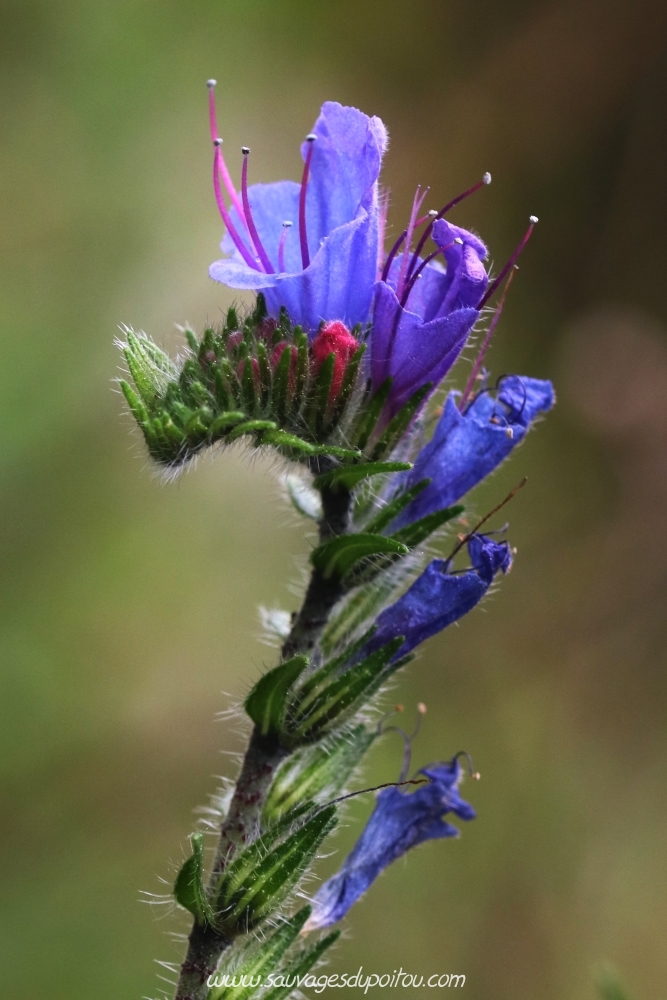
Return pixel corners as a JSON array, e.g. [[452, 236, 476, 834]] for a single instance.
[[380, 212, 432, 284], [212, 146, 259, 271], [241, 148, 274, 273], [476, 217, 537, 310], [299, 134, 316, 270], [406, 174, 491, 283], [459, 266, 518, 410]]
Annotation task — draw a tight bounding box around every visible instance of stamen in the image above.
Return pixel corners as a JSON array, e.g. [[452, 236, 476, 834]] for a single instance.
[[298, 133, 317, 270], [377, 189, 391, 278], [407, 173, 491, 281], [395, 186, 429, 301], [445, 477, 527, 567], [240, 147, 274, 273], [207, 80, 246, 225], [278, 221, 292, 273], [212, 147, 259, 270], [380, 211, 434, 283], [454, 751, 481, 780], [400, 239, 461, 310], [458, 266, 518, 410], [476, 216, 538, 310]]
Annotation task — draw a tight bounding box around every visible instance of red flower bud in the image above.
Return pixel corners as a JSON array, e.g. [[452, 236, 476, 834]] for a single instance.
[[310, 321, 360, 403]]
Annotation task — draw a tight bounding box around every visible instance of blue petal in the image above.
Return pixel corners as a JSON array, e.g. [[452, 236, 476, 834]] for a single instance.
[[370, 281, 478, 416], [431, 219, 488, 311], [392, 378, 555, 528], [220, 180, 302, 274], [306, 757, 474, 930], [211, 210, 379, 333], [302, 101, 388, 247], [364, 535, 511, 660]]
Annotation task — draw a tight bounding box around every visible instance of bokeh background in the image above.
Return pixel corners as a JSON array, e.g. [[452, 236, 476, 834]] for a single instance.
[[2, 0, 667, 997]]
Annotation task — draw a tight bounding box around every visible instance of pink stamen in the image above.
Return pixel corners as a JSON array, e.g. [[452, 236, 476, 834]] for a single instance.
[[407, 173, 491, 282], [207, 80, 247, 226], [241, 148, 273, 273], [400, 239, 459, 310], [395, 187, 429, 301], [278, 221, 292, 273], [212, 145, 260, 271], [299, 134, 317, 270], [459, 266, 518, 411], [476, 216, 537, 310]]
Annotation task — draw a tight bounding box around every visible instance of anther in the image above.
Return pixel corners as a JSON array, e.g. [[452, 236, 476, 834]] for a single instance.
[[529, 214, 539, 223], [454, 237, 464, 244], [483, 171, 492, 184], [213, 137, 222, 147], [306, 133, 317, 142], [428, 209, 439, 217], [241, 146, 250, 155], [206, 79, 217, 88]]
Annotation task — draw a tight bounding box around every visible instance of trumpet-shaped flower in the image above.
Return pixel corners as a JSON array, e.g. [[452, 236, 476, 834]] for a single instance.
[[391, 375, 555, 529], [305, 757, 475, 931]]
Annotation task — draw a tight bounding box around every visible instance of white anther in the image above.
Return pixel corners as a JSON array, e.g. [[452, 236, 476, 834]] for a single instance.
[[454, 237, 464, 245], [305, 133, 317, 142], [282, 220, 293, 227], [213, 137, 223, 146], [428, 209, 439, 217], [529, 215, 539, 224], [241, 146, 250, 155], [207, 79, 217, 88], [483, 171, 492, 184]]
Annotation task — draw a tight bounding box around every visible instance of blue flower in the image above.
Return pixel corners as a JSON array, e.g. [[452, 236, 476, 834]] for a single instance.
[[365, 534, 512, 661], [369, 220, 489, 420], [391, 375, 555, 529], [305, 757, 475, 931], [209, 101, 387, 335]]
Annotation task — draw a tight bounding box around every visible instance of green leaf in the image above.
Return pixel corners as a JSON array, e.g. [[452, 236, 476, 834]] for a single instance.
[[216, 807, 336, 931], [208, 907, 312, 1000], [370, 383, 432, 460], [173, 832, 213, 925], [261, 931, 341, 1000], [310, 534, 409, 580], [263, 725, 376, 823], [391, 504, 464, 548], [245, 656, 309, 737], [306, 352, 336, 434], [351, 378, 393, 451], [262, 430, 359, 461], [363, 479, 431, 534], [228, 420, 277, 441], [312, 461, 412, 492], [287, 638, 404, 741]]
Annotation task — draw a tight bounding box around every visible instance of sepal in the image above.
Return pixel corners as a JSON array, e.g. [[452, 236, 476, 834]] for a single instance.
[[260, 931, 341, 1000], [173, 832, 215, 925], [245, 656, 309, 737], [310, 534, 409, 580], [312, 461, 412, 492]]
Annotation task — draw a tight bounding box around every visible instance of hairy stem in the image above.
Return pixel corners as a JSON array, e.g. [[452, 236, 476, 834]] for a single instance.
[[174, 485, 353, 1000]]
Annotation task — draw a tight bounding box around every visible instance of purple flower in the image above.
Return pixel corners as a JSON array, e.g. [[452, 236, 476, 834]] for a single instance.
[[366, 534, 512, 661], [369, 218, 489, 421], [391, 375, 555, 529], [305, 757, 475, 931], [209, 100, 387, 335]]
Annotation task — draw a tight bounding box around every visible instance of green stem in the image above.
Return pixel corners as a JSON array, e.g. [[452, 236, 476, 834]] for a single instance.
[[174, 485, 353, 1000]]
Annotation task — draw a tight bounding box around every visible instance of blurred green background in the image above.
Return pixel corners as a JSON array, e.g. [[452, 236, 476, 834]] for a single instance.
[[1, 0, 666, 997]]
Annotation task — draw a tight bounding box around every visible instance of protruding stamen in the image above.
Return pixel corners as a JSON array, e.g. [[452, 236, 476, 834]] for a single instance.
[[278, 221, 292, 273], [459, 266, 518, 411], [299, 134, 317, 270], [207, 80, 246, 225], [380, 211, 434, 283], [454, 751, 481, 780], [241, 147, 274, 273], [407, 174, 491, 281], [212, 148, 259, 270], [396, 186, 429, 301], [377, 189, 391, 278], [476, 216, 537, 310]]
